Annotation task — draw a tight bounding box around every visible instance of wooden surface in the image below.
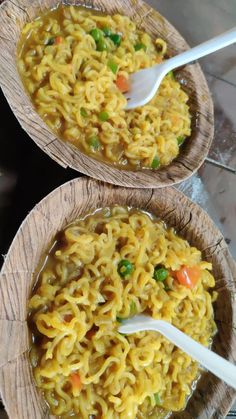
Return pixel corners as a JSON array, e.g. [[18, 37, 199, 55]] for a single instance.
[[0, 177, 235, 418], [0, 0, 214, 188]]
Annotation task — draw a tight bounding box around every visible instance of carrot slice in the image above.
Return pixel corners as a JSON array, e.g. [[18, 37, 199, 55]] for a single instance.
[[175, 265, 201, 289], [55, 36, 63, 45], [116, 74, 130, 93], [70, 372, 82, 394]]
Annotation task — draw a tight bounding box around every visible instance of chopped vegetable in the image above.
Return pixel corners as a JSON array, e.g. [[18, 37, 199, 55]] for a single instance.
[[130, 301, 137, 316], [45, 37, 55, 46], [107, 60, 118, 74], [177, 136, 185, 146], [167, 70, 175, 78], [55, 36, 63, 45], [151, 156, 160, 169], [134, 42, 147, 51], [175, 265, 201, 288], [154, 393, 162, 405], [88, 136, 100, 150], [110, 33, 121, 46], [102, 27, 112, 37], [116, 75, 130, 93], [118, 259, 133, 278], [97, 38, 108, 51], [70, 372, 82, 395], [116, 316, 125, 323], [90, 28, 103, 42], [153, 266, 168, 282], [80, 107, 88, 117], [98, 111, 109, 121]]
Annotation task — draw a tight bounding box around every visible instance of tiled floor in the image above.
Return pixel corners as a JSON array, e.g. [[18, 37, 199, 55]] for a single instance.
[[0, 0, 236, 418]]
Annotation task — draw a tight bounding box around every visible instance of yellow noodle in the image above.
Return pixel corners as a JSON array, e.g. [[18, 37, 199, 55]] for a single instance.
[[28, 207, 217, 418], [17, 5, 191, 170]]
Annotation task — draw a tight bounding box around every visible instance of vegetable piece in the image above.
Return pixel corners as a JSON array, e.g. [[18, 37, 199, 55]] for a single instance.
[[88, 136, 100, 150], [167, 70, 175, 78], [102, 27, 112, 37], [80, 107, 88, 117], [45, 37, 55, 46], [116, 75, 130, 93], [55, 36, 63, 44], [177, 136, 185, 146], [130, 301, 137, 316], [153, 266, 168, 282], [97, 38, 108, 51], [110, 33, 121, 46], [107, 60, 118, 74], [98, 111, 109, 122], [70, 372, 82, 394], [151, 156, 160, 169], [175, 265, 201, 288], [116, 316, 125, 323], [118, 259, 133, 278], [134, 42, 147, 51], [154, 393, 162, 405], [90, 28, 103, 42]]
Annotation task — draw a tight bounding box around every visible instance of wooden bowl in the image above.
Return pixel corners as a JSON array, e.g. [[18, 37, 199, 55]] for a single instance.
[[0, 0, 213, 188], [0, 177, 235, 418]]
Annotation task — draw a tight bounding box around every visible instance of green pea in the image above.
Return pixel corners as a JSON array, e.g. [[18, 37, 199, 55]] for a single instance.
[[153, 266, 168, 282], [107, 60, 118, 74], [110, 33, 121, 46], [154, 393, 162, 405], [151, 156, 160, 169], [98, 111, 109, 121], [102, 27, 112, 37], [177, 136, 185, 146], [118, 259, 133, 278], [80, 107, 88, 117], [134, 42, 147, 51], [88, 136, 100, 150], [90, 28, 103, 42], [167, 70, 175, 78], [97, 38, 108, 51], [45, 37, 55, 46]]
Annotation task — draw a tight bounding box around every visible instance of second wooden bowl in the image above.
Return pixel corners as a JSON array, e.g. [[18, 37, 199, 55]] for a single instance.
[[0, 0, 213, 188], [0, 177, 235, 418]]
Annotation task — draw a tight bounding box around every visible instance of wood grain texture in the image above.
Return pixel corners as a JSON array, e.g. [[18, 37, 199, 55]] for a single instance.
[[0, 177, 235, 418], [0, 0, 214, 188]]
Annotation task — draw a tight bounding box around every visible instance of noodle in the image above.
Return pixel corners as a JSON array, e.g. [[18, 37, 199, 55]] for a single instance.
[[28, 207, 217, 418], [17, 5, 191, 170]]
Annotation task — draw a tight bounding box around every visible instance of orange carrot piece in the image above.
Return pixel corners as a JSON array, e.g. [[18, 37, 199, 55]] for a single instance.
[[70, 372, 82, 392], [55, 36, 63, 45], [116, 74, 130, 93], [175, 265, 201, 288]]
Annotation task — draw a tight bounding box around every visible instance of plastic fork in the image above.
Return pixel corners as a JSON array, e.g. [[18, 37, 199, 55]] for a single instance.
[[125, 27, 236, 109], [118, 314, 236, 389]]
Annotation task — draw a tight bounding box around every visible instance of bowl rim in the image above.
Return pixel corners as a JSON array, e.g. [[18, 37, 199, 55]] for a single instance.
[[0, 0, 214, 188], [0, 176, 235, 418]]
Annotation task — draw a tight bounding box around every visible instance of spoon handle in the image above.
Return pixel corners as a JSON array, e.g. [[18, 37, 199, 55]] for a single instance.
[[164, 27, 236, 71], [155, 320, 236, 389]]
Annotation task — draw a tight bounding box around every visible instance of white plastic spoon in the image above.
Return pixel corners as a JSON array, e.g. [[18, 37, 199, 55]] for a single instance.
[[125, 27, 236, 109], [118, 314, 236, 389]]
